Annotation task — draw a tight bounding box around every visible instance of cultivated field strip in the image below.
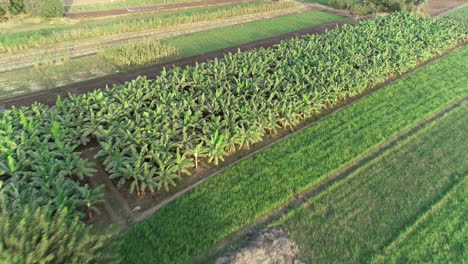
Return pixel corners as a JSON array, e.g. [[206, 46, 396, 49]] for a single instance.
[[197, 95, 468, 263], [65, 0, 256, 18], [375, 176, 467, 263], [274, 100, 468, 263], [119, 45, 468, 263], [0, 13, 467, 264], [0, 3, 304, 73]]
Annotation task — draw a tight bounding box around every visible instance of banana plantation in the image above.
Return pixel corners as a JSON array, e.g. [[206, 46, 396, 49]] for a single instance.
[[0, 13, 466, 219]]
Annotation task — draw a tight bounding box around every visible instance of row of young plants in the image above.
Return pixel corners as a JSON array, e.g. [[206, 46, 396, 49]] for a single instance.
[[98, 39, 178, 69], [0, 103, 102, 219], [23, 13, 463, 197], [0, 104, 115, 262], [0, 0, 295, 53]]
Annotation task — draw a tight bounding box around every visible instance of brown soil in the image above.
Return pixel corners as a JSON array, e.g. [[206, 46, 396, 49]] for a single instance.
[[65, 0, 253, 18], [424, 0, 467, 16], [0, 20, 348, 108]]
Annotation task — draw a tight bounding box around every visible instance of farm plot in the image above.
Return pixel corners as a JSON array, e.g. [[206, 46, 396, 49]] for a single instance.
[[118, 45, 468, 263], [0, 1, 295, 54], [0, 10, 344, 100], [273, 99, 468, 264], [51, 14, 466, 197], [377, 176, 467, 264], [443, 4, 468, 19], [66, 0, 211, 13], [305, 0, 427, 15], [0, 13, 467, 262], [0, 13, 465, 220]]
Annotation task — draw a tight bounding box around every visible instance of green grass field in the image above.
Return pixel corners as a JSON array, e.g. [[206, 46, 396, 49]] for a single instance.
[[444, 5, 468, 20], [377, 176, 467, 264], [163, 10, 344, 57], [0, 10, 343, 101], [119, 46, 468, 263], [274, 100, 468, 263]]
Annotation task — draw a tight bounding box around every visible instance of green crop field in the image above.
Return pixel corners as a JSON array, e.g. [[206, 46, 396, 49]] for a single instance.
[[0, 1, 295, 53], [0, 9, 343, 100], [163, 10, 344, 57], [378, 176, 467, 264], [445, 5, 468, 19], [274, 100, 468, 263], [119, 45, 468, 264], [1, 7, 468, 264]]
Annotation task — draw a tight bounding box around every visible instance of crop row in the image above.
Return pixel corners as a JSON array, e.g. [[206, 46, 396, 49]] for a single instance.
[[0, 1, 295, 53]]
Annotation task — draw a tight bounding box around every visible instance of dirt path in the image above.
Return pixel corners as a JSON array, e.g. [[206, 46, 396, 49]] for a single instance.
[[0, 20, 347, 108], [0, 6, 308, 73], [424, 0, 467, 16], [66, 0, 250, 18]]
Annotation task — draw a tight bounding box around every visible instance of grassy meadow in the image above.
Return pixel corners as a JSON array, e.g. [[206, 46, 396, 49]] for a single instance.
[[274, 100, 468, 263]]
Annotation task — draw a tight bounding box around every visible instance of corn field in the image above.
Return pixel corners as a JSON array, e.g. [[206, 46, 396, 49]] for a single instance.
[[98, 39, 178, 69], [0, 14, 466, 212]]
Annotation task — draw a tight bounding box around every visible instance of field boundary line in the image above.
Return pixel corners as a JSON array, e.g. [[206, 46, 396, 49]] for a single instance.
[[372, 175, 468, 264], [129, 44, 465, 225], [191, 95, 467, 263]]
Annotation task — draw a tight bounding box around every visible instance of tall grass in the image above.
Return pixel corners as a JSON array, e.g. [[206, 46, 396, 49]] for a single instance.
[[98, 39, 178, 69], [0, 1, 295, 53]]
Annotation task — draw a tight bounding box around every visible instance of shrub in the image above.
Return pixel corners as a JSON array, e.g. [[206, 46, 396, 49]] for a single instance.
[[7, 0, 23, 15], [0, 0, 8, 22], [41, 0, 63, 17], [0, 205, 117, 264], [23, 0, 42, 16]]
